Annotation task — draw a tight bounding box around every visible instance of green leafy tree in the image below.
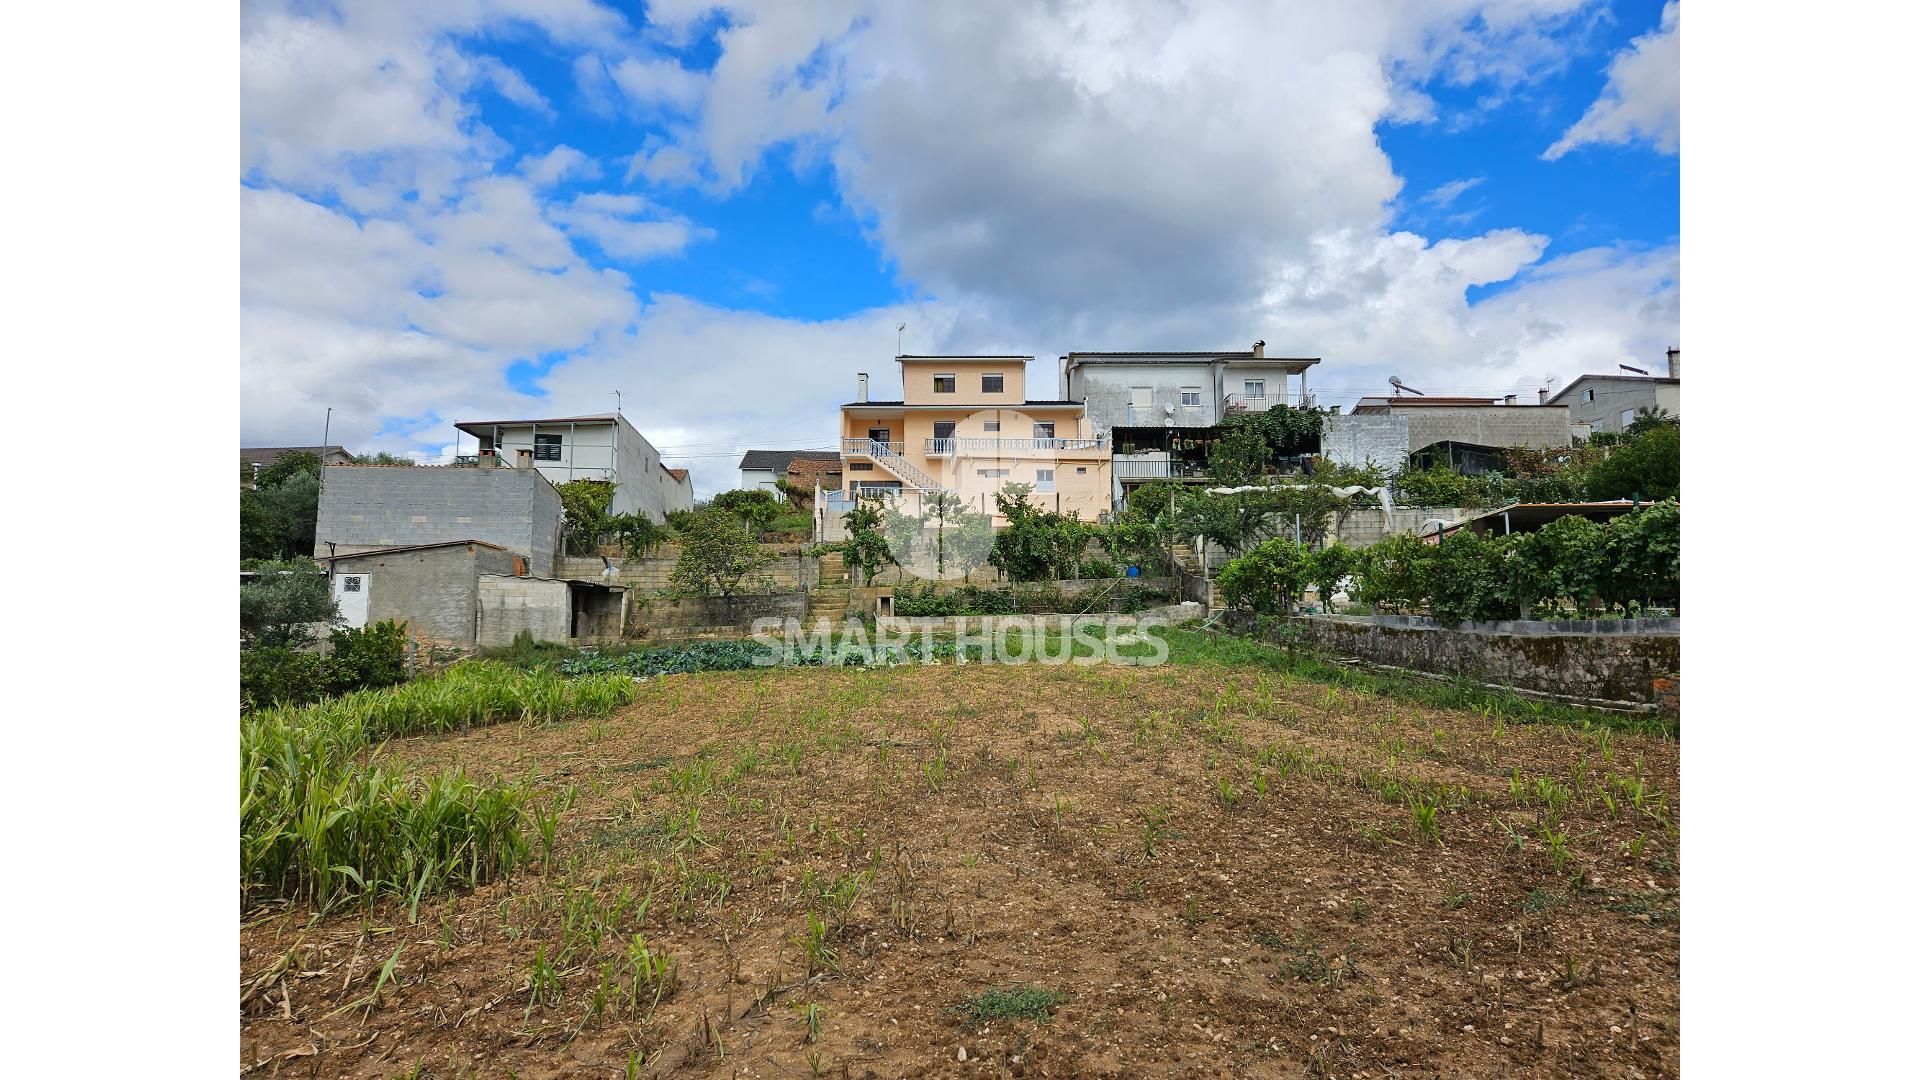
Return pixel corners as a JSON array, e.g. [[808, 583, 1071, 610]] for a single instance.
[[711, 488, 784, 535], [1218, 538, 1314, 615], [989, 484, 1058, 583], [669, 507, 775, 616], [608, 511, 669, 559], [882, 505, 920, 577], [557, 479, 617, 556], [256, 451, 321, 489], [1586, 423, 1680, 502], [240, 560, 339, 648], [948, 504, 996, 579], [1207, 424, 1270, 484], [1424, 529, 1509, 626], [241, 452, 322, 561], [1524, 514, 1608, 615], [1603, 500, 1680, 612], [1352, 533, 1433, 614], [1172, 491, 1275, 560], [1308, 542, 1357, 613], [840, 497, 894, 585]]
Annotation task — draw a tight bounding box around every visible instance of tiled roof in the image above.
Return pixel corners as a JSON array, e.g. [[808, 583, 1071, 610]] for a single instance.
[[664, 467, 690, 482], [785, 457, 842, 481], [740, 449, 841, 471]]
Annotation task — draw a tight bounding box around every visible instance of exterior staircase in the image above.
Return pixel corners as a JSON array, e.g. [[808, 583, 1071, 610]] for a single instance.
[[807, 549, 854, 619], [846, 438, 952, 496]]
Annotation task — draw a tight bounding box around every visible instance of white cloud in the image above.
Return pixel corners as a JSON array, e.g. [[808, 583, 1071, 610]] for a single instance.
[[1544, 2, 1679, 160], [1421, 177, 1486, 207], [610, 56, 705, 111], [519, 144, 600, 186], [241, 0, 1678, 479], [548, 192, 716, 260]]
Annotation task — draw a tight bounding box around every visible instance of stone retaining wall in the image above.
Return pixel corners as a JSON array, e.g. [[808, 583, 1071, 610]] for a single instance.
[[1226, 612, 1680, 713]]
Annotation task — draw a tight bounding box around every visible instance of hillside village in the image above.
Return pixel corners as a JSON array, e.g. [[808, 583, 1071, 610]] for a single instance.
[[240, 342, 1678, 708]]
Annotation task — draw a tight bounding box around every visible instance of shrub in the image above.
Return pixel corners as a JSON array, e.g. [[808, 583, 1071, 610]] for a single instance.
[[241, 647, 328, 709], [710, 488, 784, 534], [1078, 556, 1122, 579], [669, 507, 775, 607], [240, 561, 338, 648], [325, 620, 409, 696], [558, 479, 618, 556], [1218, 538, 1313, 615]]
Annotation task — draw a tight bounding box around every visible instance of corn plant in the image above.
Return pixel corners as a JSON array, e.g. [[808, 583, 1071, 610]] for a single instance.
[[1410, 795, 1441, 843], [1216, 777, 1240, 812], [794, 911, 838, 975], [1140, 804, 1175, 859], [525, 943, 560, 1019], [625, 935, 676, 1014], [795, 1001, 827, 1043]]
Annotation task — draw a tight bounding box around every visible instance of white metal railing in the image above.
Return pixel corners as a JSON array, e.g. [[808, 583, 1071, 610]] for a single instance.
[[840, 438, 948, 493], [923, 436, 1107, 455], [1224, 392, 1309, 412]]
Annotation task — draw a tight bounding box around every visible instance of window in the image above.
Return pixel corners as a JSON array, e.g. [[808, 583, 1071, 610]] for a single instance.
[[930, 421, 956, 453], [933, 374, 956, 393], [1032, 422, 1055, 440], [1035, 468, 1055, 492], [1075, 466, 1087, 474], [1180, 387, 1202, 407], [1244, 379, 1266, 399], [848, 462, 874, 471], [981, 373, 1004, 393], [533, 433, 563, 461], [1581, 388, 1595, 403], [982, 420, 1000, 432], [978, 468, 1010, 478], [866, 427, 892, 445], [1621, 408, 1636, 429]]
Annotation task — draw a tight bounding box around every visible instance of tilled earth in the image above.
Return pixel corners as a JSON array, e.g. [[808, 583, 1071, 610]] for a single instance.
[[241, 652, 1679, 1078]]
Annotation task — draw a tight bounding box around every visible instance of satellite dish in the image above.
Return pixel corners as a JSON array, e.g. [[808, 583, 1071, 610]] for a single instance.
[[1388, 376, 1425, 397]]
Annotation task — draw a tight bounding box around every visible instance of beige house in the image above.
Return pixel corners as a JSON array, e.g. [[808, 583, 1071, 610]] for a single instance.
[[839, 356, 1112, 522]]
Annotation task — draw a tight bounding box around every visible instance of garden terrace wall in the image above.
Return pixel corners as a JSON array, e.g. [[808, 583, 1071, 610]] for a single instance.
[[628, 592, 809, 637], [557, 548, 817, 593], [876, 603, 1204, 635], [1225, 612, 1680, 714], [850, 576, 1180, 618]]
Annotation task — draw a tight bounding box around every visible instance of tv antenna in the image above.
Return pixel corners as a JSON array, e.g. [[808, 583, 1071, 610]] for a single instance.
[[896, 322, 906, 354], [612, 390, 622, 415], [1388, 376, 1424, 397], [1618, 364, 1648, 375]]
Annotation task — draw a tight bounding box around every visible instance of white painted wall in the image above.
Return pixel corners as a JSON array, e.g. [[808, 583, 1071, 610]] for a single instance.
[[332, 571, 370, 628], [741, 467, 781, 492], [478, 417, 691, 521]]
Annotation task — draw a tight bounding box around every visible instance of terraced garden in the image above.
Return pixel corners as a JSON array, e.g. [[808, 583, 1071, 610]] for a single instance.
[[240, 630, 1678, 1078]]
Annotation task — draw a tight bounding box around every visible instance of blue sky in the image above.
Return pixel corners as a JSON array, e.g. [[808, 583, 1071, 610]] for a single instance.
[[241, 1, 1679, 495]]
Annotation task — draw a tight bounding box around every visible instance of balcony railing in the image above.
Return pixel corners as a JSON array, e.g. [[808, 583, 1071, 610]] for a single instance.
[[1114, 457, 1213, 480], [923, 436, 1107, 455]]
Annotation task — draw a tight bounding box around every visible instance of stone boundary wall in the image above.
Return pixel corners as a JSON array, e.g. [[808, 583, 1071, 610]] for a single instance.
[[847, 576, 1181, 618], [629, 592, 808, 637], [558, 550, 817, 593], [1225, 612, 1680, 713], [876, 603, 1205, 635]]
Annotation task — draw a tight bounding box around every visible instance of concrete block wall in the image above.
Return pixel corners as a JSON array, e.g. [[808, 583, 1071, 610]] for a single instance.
[[316, 465, 563, 575], [1322, 414, 1408, 472], [1402, 406, 1571, 454], [630, 592, 809, 635], [476, 575, 571, 646], [329, 543, 516, 644], [556, 550, 817, 593]]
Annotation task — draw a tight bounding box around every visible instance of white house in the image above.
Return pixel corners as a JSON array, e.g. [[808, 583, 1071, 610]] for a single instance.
[[454, 413, 693, 521]]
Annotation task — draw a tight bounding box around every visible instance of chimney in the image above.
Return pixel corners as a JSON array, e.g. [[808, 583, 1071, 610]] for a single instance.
[[1538, 388, 1548, 405], [1252, 340, 1266, 358], [477, 448, 496, 467], [857, 372, 869, 403], [514, 448, 533, 470], [1666, 347, 1680, 379], [1504, 394, 1517, 406]]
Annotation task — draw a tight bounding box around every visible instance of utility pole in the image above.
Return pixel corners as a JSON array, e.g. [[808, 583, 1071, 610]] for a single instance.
[[318, 407, 332, 501]]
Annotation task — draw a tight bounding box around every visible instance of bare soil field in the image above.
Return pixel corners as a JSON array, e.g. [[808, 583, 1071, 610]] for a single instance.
[[241, 639, 1678, 1078]]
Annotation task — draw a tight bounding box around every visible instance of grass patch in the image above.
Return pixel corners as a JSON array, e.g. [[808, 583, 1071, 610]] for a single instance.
[[1163, 628, 1674, 737], [954, 986, 1067, 1023]]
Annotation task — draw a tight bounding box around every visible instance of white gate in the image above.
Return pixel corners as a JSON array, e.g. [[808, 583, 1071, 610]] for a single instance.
[[333, 572, 370, 628]]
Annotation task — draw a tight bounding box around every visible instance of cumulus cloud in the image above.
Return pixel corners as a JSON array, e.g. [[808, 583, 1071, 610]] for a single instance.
[[240, 0, 1678, 480], [1544, 2, 1679, 159]]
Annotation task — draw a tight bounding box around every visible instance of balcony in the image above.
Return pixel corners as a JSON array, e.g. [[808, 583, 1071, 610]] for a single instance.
[[923, 436, 1107, 456], [1115, 456, 1214, 481]]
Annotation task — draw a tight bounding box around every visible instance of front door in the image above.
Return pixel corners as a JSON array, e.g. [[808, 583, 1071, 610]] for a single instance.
[[333, 572, 370, 628], [931, 421, 956, 454], [867, 427, 892, 447]]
